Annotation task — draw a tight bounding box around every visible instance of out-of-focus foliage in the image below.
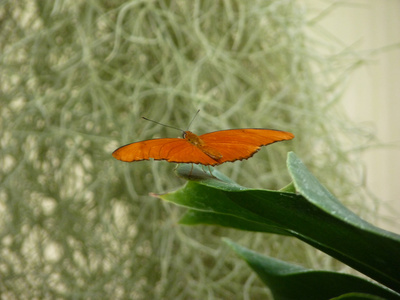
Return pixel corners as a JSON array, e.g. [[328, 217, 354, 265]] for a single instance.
[[0, 1, 370, 299]]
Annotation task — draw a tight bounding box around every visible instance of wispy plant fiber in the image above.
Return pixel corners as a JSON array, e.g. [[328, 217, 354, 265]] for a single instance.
[[0, 1, 371, 299]]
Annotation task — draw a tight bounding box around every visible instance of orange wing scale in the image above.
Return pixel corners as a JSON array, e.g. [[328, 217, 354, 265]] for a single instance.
[[199, 129, 294, 164], [112, 129, 294, 166], [112, 138, 218, 165]]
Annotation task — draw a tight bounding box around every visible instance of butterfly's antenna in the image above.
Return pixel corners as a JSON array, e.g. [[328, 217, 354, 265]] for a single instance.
[[142, 117, 185, 133], [187, 109, 200, 130]]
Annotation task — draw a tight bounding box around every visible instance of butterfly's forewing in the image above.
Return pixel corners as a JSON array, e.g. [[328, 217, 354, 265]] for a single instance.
[[112, 138, 219, 165], [199, 129, 294, 164]]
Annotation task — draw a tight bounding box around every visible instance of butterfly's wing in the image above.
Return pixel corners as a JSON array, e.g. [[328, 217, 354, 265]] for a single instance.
[[199, 129, 294, 164], [112, 138, 219, 165]]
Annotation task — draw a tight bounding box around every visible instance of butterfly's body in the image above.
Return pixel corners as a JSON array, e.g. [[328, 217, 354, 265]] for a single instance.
[[184, 131, 223, 161], [112, 129, 294, 166]]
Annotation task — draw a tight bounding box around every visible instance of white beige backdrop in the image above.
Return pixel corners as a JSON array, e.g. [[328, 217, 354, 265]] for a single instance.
[[307, 0, 400, 232]]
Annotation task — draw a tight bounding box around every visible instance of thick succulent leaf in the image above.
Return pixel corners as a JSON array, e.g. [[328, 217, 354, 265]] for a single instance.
[[159, 154, 400, 293], [225, 239, 400, 300]]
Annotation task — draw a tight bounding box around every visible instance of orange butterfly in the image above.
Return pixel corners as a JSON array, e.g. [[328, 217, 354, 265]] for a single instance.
[[112, 117, 294, 166]]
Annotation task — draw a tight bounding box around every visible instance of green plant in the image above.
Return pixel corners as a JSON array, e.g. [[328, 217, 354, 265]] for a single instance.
[[1, 1, 383, 298], [159, 152, 400, 299]]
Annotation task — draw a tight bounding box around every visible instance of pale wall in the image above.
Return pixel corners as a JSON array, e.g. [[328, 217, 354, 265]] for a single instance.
[[306, 0, 400, 231]]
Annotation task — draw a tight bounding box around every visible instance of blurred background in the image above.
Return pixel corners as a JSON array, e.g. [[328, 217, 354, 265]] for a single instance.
[[1, 0, 399, 299], [308, 0, 400, 232]]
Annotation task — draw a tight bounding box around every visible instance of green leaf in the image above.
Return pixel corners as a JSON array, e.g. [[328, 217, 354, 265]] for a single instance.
[[331, 293, 389, 300], [225, 239, 400, 300], [159, 153, 400, 293], [287, 152, 400, 293], [179, 209, 291, 235]]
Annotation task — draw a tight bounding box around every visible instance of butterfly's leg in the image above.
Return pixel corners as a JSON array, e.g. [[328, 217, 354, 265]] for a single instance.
[[205, 165, 217, 178], [190, 163, 194, 176], [207, 166, 213, 177], [200, 165, 216, 178], [201, 165, 208, 175]]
